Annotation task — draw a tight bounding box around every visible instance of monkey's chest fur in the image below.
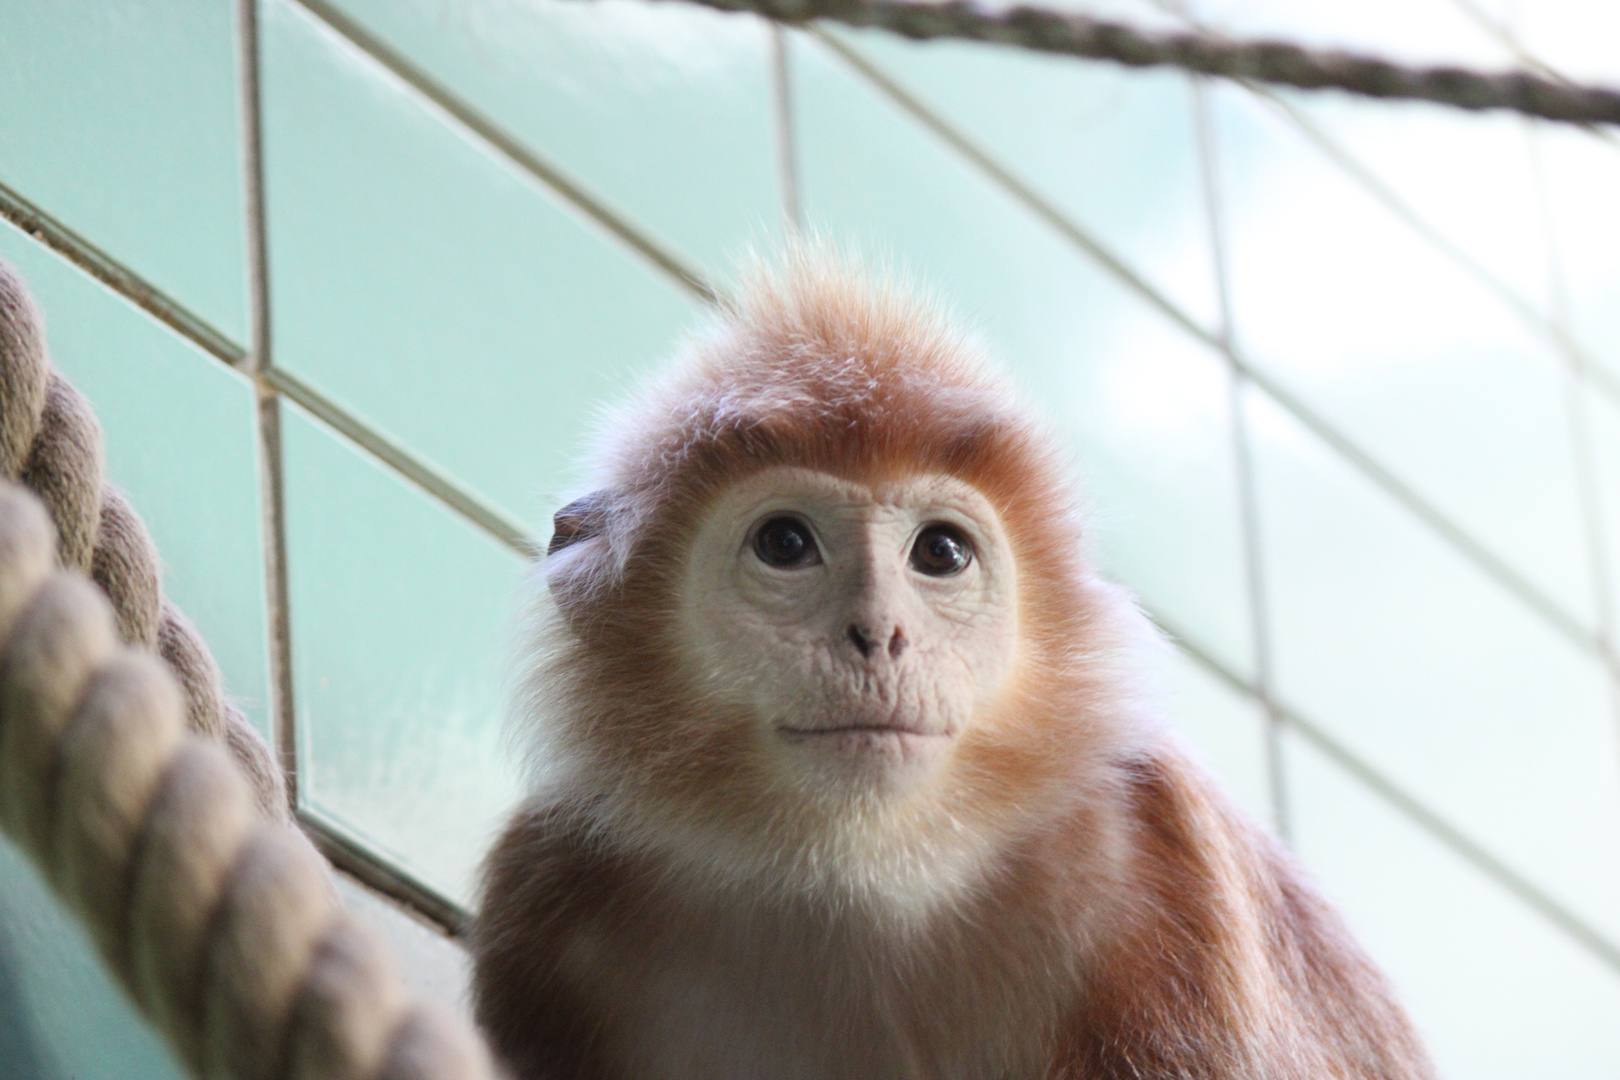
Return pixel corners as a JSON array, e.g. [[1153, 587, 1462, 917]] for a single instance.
[[472, 800, 1096, 1080]]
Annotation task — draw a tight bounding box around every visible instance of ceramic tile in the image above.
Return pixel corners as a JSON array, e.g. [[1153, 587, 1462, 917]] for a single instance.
[[282, 402, 526, 905], [1247, 384, 1620, 945], [0, 835, 184, 1080], [0, 224, 272, 739], [261, 0, 700, 534], [1536, 125, 1620, 385], [791, 30, 1255, 678], [1265, 90, 1553, 315], [1285, 728, 1620, 1079], [1212, 80, 1594, 630], [319, 0, 781, 278], [823, 28, 1221, 331], [1515, 1, 1620, 86], [1579, 385, 1620, 630], [0, 0, 246, 340]]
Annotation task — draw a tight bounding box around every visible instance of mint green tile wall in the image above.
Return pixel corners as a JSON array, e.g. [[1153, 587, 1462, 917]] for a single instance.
[[1537, 123, 1620, 384], [1515, 3, 1620, 85], [1246, 385, 1620, 945], [1211, 81, 1595, 632], [1287, 730, 1620, 1079], [260, 0, 700, 532], [318, 0, 782, 279], [822, 30, 1221, 331], [1269, 93, 1555, 313], [788, 31, 1257, 679], [283, 403, 526, 904], [0, 226, 272, 738], [1584, 389, 1620, 632], [0, 0, 247, 341]]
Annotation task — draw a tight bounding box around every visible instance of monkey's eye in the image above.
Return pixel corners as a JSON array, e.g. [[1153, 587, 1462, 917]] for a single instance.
[[753, 516, 821, 568], [910, 524, 973, 576]]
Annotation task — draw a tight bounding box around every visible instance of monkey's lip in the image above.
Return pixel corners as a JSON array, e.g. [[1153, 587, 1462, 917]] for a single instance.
[[774, 722, 946, 738], [776, 724, 950, 743]]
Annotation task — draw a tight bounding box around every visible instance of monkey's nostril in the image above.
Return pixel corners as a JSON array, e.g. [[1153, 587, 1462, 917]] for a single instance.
[[848, 624, 906, 660], [847, 624, 874, 658]]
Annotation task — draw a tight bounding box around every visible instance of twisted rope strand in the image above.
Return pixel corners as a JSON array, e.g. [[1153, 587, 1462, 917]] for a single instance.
[[0, 258, 287, 817], [647, 0, 1620, 126], [0, 482, 498, 1080], [0, 254, 503, 1077]]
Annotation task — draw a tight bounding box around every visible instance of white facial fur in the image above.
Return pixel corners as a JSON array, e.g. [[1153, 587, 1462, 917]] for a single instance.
[[678, 467, 1020, 797]]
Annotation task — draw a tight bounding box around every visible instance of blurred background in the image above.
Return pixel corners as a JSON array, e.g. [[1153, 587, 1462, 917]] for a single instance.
[[2, 0, 1619, 1076]]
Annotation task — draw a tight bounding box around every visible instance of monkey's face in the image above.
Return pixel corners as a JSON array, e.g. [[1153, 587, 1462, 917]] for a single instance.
[[678, 466, 1020, 797]]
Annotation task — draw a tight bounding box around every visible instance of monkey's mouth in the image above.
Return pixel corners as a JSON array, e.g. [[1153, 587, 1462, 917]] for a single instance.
[[778, 724, 947, 739], [775, 724, 953, 762]]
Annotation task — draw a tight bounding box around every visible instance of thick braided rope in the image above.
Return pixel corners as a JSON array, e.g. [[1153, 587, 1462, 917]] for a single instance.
[[648, 0, 1620, 126], [0, 481, 500, 1080], [0, 258, 288, 818]]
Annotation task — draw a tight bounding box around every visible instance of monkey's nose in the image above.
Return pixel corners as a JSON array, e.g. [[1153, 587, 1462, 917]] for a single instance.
[[847, 623, 907, 660]]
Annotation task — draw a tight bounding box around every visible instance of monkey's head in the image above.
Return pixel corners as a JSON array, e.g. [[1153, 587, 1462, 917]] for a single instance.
[[523, 251, 1150, 903]]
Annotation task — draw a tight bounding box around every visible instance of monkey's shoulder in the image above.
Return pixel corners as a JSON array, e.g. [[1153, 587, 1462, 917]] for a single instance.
[[1063, 744, 1436, 1079], [471, 799, 658, 1080], [476, 798, 648, 937]]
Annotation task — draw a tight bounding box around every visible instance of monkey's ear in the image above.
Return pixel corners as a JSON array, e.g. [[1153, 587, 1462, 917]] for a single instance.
[[548, 490, 614, 555]]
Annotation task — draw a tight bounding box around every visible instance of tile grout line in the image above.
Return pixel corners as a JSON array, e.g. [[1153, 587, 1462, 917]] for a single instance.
[[300, 810, 471, 937], [1256, 91, 1577, 351], [771, 26, 803, 233], [1, 28, 476, 930], [266, 367, 536, 559], [4, 169, 539, 567], [808, 29, 1213, 347], [1446, 0, 1620, 156], [1524, 117, 1620, 787], [814, 29, 1611, 673], [286, 0, 720, 307], [238, 0, 300, 810], [0, 180, 245, 367], [1259, 87, 1545, 329], [1283, 700, 1620, 976], [1154, 0, 1620, 413], [1240, 359, 1602, 655], [1191, 73, 1291, 845], [1249, 84, 1620, 421], [1162, 618, 1620, 979], [329, 863, 466, 943], [1448, 0, 1548, 75]]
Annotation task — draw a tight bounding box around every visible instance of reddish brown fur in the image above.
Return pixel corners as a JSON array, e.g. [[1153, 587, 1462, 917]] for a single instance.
[[473, 253, 1435, 1079]]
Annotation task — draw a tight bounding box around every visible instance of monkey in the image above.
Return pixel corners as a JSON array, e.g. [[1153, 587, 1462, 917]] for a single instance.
[[470, 249, 1435, 1080]]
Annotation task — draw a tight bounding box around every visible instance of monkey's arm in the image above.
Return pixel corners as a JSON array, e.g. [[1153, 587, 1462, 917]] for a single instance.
[[1050, 743, 1435, 1080]]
